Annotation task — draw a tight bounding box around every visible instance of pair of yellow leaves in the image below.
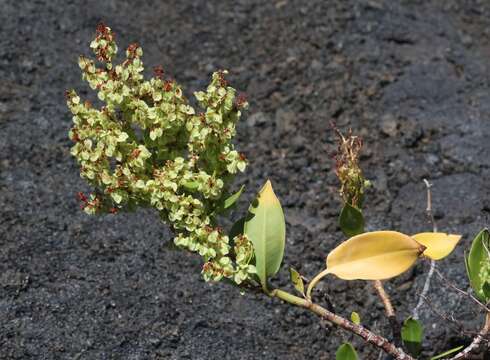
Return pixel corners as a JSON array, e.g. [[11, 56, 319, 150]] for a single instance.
[[327, 231, 461, 280]]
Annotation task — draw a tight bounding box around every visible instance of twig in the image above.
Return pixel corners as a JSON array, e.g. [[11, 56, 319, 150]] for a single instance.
[[433, 267, 490, 313], [423, 178, 438, 233], [271, 289, 415, 360], [409, 180, 490, 360], [372, 280, 401, 349], [373, 281, 395, 317], [413, 178, 437, 320], [449, 312, 490, 359], [419, 294, 482, 338]]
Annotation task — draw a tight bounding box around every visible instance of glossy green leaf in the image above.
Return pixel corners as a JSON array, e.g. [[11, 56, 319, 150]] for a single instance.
[[229, 216, 245, 240], [289, 268, 304, 295], [244, 180, 285, 291], [336, 343, 358, 360], [430, 345, 464, 360], [350, 311, 361, 325], [466, 228, 490, 302], [339, 203, 364, 237], [401, 317, 424, 356], [214, 185, 246, 216], [224, 185, 245, 210]]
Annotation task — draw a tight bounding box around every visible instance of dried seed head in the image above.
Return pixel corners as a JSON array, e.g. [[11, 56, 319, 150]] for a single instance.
[[331, 122, 368, 207]]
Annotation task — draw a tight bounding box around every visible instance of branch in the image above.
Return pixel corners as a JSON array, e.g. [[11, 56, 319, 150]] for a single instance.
[[422, 178, 438, 233], [419, 293, 482, 338], [433, 267, 490, 313], [412, 178, 437, 320], [373, 280, 401, 348], [408, 179, 490, 359], [271, 289, 415, 360], [449, 312, 490, 360], [373, 280, 395, 317]]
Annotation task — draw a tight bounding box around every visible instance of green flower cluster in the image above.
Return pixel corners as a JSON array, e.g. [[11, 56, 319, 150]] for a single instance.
[[67, 24, 255, 283]]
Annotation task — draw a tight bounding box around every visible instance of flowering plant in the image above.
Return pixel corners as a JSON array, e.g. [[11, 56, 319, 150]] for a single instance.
[[67, 25, 489, 359]]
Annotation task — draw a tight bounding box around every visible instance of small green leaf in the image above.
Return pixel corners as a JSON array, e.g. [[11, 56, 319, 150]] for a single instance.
[[336, 343, 358, 360], [467, 228, 490, 302], [339, 203, 364, 237], [430, 345, 464, 360], [224, 185, 245, 210], [244, 180, 286, 291], [229, 217, 246, 240], [289, 268, 304, 295], [401, 317, 424, 356], [350, 311, 361, 325]]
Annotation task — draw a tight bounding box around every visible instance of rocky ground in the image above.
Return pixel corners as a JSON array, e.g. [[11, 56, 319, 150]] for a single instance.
[[1, 0, 490, 359]]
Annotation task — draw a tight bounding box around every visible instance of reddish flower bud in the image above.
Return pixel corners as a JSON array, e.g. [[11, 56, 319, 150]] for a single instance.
[[96, 22, 108, 36], [153, 65, 164, 79], [77, 192, 87, 202], [127, 43, 139, 59], [235, 93, 247, 108], [71, 131, 80, 142], [163, 80, 173, 92]]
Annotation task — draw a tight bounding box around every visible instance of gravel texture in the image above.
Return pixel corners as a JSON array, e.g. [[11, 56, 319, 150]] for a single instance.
[[1, 0, 490, 359]]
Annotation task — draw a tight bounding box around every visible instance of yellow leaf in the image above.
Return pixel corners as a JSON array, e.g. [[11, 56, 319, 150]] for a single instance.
[[326, 231, 425, 280], [412, 232, 462, 260]]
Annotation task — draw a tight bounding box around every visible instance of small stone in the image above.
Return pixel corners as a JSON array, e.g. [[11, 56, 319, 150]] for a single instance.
[[246, 112, 269, 127], [380, 114, 398, 137], [461, 34, 473, 47], [426, 154, 439, 166], [274, 108, 295, 134], [204, 63, 215, 73], [149, 338, 162, 346], [310, 59, 323, 72]]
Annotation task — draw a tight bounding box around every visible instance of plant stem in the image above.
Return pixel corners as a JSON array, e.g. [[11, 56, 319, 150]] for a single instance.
[[373, 279, 401, 349], [271, 289, 415, 360], [373, 280, 395, 317], [449, 312, 490, 359], [306, 268, 329, 299], [413, 179, 438, 320]]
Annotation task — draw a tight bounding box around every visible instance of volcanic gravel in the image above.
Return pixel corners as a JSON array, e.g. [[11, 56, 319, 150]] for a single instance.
[[1, 1, 490, 359]]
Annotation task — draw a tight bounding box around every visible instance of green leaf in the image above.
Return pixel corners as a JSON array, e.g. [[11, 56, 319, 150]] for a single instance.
[[289, 268, 304, 295], [336, 343, 358, 360], [466, 228, 490, 302], [224, 185, 245, 210], [339, 203, 364, 237], [430, 345, 464, 360], [244, 180, 286, 291], [213, 185, 246, 217], [401, 317, 424, 356], [484, 282, 490, 299], [229, 217, 246, 240], [464, 249, 471, 283], [350, 311, 361, 325]]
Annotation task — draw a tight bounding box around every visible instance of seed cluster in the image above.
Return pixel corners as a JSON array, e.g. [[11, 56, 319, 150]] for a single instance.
[[332, 125, 370, 208], [67, 24, 255, 283]]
